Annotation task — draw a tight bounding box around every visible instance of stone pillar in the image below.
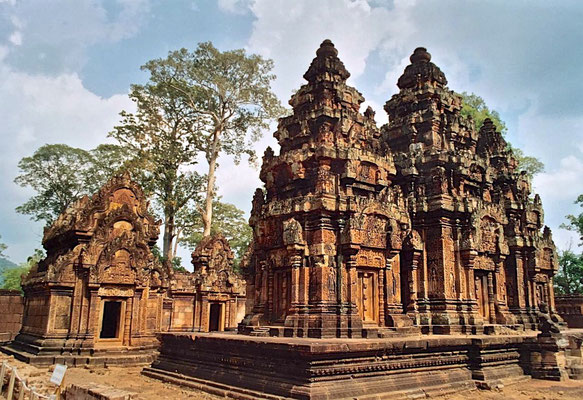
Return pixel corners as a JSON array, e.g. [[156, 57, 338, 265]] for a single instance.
[[487, 272, 495, 324], [290, 254, 301, 307], [408, 251, 421, 313], [69, 270, 83, 337], [378, 263, 386, 326], [85, 288, 100, 346], [123, 297, 133, 345]]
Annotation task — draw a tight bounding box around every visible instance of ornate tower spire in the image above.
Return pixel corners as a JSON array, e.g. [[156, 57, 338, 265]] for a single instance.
[[303, 39, 350, 83], [397, 47, 447, 90]]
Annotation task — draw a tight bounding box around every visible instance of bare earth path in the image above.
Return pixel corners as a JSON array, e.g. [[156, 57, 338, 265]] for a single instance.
[[2, 353, 582, 399]]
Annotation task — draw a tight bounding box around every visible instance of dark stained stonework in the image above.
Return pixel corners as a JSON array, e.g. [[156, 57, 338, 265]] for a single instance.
[[556, 295, 583, 328], [239, 40, 559, 338]]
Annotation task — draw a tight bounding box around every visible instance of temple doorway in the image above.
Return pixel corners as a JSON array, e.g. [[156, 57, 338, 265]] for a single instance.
[[475, 273, 490, 322], [274, 270, 291, 321], [357, 271, 377, 324], [209, 303, 223, 332], [100, 300, 122, 339]]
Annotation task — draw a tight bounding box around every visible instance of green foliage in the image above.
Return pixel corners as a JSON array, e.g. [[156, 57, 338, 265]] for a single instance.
[[561, 194, 583, 245], [1, 249, 44, 293], [151, 245, 188, 272], [14, 144, 94, 223], [110, 51, 208, 261], [554, 250, 583, 295], [142, 42, 284, 237], [460, 92, 507, 135], [0, 256, 17, 286], [14, 144, 132, 225], [459, 92, 544, 177], [148, 42, 285, 165], [181, 199, 252, 269]]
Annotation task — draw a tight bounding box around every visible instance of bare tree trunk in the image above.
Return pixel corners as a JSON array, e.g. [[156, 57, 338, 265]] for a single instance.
[[202, 128, 220, 237], [163, 217, 174, 263], [163, 200, 175, 264], [173, 228, 182, 260]]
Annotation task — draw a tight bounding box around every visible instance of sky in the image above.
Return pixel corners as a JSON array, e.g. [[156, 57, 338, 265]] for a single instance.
[[0, 0, 582, 265]]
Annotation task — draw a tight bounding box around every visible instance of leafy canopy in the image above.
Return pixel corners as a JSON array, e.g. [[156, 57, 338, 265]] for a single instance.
[[154, 42, 285, 164], [145, 42, 284, 238], [14, 144, 131, 224], [181, 199, 252, 269], [561, 194, 583, 245], [555, 195, 583, 295], [110, 49, 209, 260], [555, 250, 583, 295], [459, 92, 544, 177]]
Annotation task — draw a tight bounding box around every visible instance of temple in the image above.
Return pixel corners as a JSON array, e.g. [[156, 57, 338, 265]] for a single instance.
[[4, 173, 171, 366], [239, 41, 558, 338], [166, 235, 245, 333], [142, 41, 578, 399], [4, 40, 581, 399], [2, 174, 245, 366]]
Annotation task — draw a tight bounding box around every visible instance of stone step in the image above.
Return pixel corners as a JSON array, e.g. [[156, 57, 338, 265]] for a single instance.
[[142, 367, 286, 400]]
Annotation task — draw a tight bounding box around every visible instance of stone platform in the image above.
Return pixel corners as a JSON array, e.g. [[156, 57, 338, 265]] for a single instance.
[[2, 333, 158, 367], [143, 332, 536, 399]]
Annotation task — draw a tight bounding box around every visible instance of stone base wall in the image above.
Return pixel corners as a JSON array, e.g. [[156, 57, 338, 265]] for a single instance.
[[3, 332, 159, 367], [0, 290, 24, 343], [556, 295, 583, 328], [144, 333, 535, 400]]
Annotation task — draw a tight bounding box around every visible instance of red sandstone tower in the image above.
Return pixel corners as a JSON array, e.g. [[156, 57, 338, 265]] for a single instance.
[[240, 41, 558, 337]]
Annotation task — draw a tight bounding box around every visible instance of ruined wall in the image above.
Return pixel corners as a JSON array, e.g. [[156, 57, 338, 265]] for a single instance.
[[556, 295, 583, 328], [0, 290, 24, 343]]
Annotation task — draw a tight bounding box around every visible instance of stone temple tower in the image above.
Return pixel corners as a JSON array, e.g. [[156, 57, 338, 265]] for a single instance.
[[240, 40, 412, 338], [240, 42, 558, 338], [384, 47, 557, 332]]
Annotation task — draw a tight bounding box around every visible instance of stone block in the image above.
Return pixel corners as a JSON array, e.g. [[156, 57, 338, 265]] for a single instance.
[[64, 383, 136, 400]]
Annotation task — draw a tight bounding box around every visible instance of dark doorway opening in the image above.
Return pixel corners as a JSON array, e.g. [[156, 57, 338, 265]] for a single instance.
[[209, 303, 222, 332], [100, 301, 122, 339]]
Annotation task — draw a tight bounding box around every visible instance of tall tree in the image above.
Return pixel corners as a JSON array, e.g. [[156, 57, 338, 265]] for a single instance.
[[152, 42, 284, 237], [181, 199, 252, 269], [555, 195, 583, 295], [15, 144, 94, 223], [14, 144, 131, 225], [555, 250, 583, 295], [561, 194, 583, 244], [460, 92, 544, 177], [110, 60, 206, 262]]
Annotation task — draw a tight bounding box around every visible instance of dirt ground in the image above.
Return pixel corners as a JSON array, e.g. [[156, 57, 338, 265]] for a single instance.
[[1, 352, 582, 400]]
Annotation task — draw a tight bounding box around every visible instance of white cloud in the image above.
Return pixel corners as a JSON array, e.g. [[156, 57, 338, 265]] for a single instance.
[[8, 31, 21, 46], [533, 155, 583, 251], [1, 0, 150, 72], [218, 0, 251, 14], [0, 58, 134, 261], [247, 0, 416, 102]]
